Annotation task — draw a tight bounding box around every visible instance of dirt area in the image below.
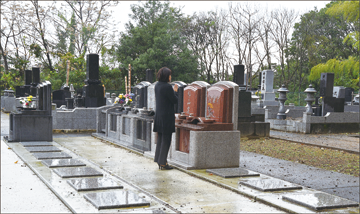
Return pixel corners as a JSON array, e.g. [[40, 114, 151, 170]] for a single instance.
[[241, 138, 360, 177]]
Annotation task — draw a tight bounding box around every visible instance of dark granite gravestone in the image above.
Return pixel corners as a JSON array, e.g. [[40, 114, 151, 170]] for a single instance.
[[8, 81, 53, 142], [53, 167, 103, 178], [171, 81, 187, 113], [25, 69, 32, 85], [233, 64, 245, 87], [146, 69, 155, 83], [41, 159, 86, 168], [25, 146, 61, 153], [133, 81, 151, 108], [84, 190, 150, 210], [345, 87, 354, 103], [319, 73, 334, 97], [30, 67, 41, 96], [239, 178, 302, 191], [206, 168, 259, 178], [66, 98, 74, 109], [52, 89, 71, 108], [32, 152, 72, 160], [238, 90, 251, 117], [282, 193, 359, 211], [67, 178, 123, 191], [322, 96, 345, 116], [82, 54, 106, 107]]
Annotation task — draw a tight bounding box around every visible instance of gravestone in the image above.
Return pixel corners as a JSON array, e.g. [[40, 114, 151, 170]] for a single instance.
[[82, 54, 106, 107], [333, 86, 345, 99], [147, 82, 157, 111], [260, 70, 278, 106], [146, 69, 155, 83], [30, 67, 41, 96], [52, 89, 71, 108], [133, 81, 151, 108], [319, 73, 345, 116], [345, 87, 354, 103], [183, 81, 209, 117], [319, 73, 334, 97], [171, 81, 187, 113], [233, 64, 245, 87]]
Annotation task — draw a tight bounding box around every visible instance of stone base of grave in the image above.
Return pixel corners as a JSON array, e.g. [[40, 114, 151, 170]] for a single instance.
[[237, 121, 270, 138], [8, 112, 52, 142], [52, 107, 98, 131], [1, 96, 17, 113], [168, 130, 240, 169]]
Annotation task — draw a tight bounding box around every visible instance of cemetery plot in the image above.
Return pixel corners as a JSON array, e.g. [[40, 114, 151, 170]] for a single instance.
[[206, 168, 260, 178], [239, 178, 302, 191], [53, 167, 103, 178], [67, 177, 123, 191], [32, 152, 72, 160], [282, 193, 359, 210], [41, 159, 86, 168], [20, 142, 53, 147], [25, 146, 61, 153], [84, 190, 150, 210]]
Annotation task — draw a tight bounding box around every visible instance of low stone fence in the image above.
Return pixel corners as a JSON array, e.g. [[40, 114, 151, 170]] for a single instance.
[[52, 107, 98, 131]]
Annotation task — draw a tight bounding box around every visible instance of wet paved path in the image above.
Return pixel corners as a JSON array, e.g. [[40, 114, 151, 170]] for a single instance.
[[270, 130, 360, 154]]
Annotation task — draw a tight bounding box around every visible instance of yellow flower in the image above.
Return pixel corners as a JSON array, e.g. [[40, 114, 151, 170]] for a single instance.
[[129, 99, 132, 102], [207, 103, 213, 108]]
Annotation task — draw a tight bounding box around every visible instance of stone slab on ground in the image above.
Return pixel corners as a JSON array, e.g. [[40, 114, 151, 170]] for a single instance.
[[41, 159, 86, 168], [32, 152, 72, 160], [240, 150, 360, 202], [239, 178, 302, 191], [21, 142, 53, 147], [53, 167, 103, 178], [282, 192, 359, 211], [67, 178, 123, 191], [206, 167, 260, 178], [84, 190, 150, 210], [25, 146, 61, 153]]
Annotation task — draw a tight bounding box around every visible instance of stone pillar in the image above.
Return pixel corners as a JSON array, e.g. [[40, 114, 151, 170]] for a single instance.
[[66, 98, 74, 109], [304, 84, 316, 115], [260, 70, 278, 106], [146, 69, 155, 83], [233, 65, 245, 87], [276, 84, 289, 120]]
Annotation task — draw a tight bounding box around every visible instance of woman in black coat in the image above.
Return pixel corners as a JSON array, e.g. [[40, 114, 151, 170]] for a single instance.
[[153, 67, 178, 170]]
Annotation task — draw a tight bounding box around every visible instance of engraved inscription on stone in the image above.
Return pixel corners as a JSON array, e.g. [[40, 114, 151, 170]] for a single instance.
[[25, 146, 61, 153], [282, 193, 359, 211], [32, 152, 72, 160], [41, 159, 86, 168], [21, 142, 53, 147], [53, 167, 103, 178], [67, 178, 123, 191], [239, 178, 302, 191], [206, 168, 260, 178], [84, 190, 150, 210]]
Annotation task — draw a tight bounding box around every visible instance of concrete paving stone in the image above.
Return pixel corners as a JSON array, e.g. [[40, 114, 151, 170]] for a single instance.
[[21, 142, 53, 147], [67, 177, 123, 191], [25, 146, 61, 153], [84, 190, 150, 210], [282, 192, 359, 211], [41, 159, 86, 168], [53, 167, 103, 178], [206, 167, 260, 178], [239, 178, 302, 192], [32, 152, 72, 160]]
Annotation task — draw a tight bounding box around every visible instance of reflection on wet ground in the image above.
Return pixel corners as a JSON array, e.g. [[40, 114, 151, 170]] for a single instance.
[[53, 167, 103, 178], [41, 159, 86, 168], [239, 178, 302, 191], [67, 177, 123, 191]]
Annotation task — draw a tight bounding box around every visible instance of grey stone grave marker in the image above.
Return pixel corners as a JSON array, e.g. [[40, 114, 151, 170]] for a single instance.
[[206, 168, 260, 178], [32, 152, 72, 160], [282, 192, 359, 211], [260, 70, 278, 106], [21, 142, 53, 147], [67, 177, 123, 191], [84, 190, 150, 210], [41, 159, 86, 168], [53, 167, 102, 178], [239, 178, 302, 191], [25, 146, 61, 153]]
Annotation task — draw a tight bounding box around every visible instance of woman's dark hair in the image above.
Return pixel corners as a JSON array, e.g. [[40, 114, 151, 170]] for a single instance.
[[157, 67, 172, 82]]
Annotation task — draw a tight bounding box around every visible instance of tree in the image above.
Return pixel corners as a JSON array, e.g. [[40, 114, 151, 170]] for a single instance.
[[116, 0, 199, 84]]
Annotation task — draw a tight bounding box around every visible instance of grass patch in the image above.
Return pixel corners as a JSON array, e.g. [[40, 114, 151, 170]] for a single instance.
[[241, 138, 359, 177]]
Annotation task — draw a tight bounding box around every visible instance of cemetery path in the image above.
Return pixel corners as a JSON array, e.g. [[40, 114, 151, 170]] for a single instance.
[[270, 130, 360, 154]]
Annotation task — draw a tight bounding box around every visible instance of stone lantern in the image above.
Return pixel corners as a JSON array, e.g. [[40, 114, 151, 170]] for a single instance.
[[304, 84, 317, 115], [276, 84, 289, 120]]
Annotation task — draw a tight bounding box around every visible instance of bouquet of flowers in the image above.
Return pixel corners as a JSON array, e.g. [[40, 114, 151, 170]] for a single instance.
[[114, 93, 133, 106], [19, 95, 33, 107]]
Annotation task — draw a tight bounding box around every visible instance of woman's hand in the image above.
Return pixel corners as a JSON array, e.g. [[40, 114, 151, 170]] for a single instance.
[[173, 84, 178, 92]]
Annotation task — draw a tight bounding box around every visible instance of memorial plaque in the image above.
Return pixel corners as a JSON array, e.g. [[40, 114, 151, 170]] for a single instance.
[[32, 152, 72, 160], [53, 167, 102, 178], [84, 190, 150, 210], [206, 168, 260, 178], [41, 159, 86, 168], [206, 84, 233, 123], [183, 85, 202, 117], [239, 178, 302, 191], [25, 146, 61, 153], [67, 177, 123, 191], [282, 193, 359, 211], [21, 142, 53, 147]]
